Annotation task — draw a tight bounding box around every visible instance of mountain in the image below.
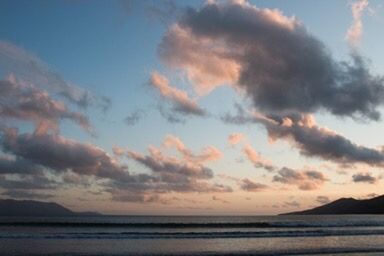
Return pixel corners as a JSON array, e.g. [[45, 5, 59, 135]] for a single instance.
[[0, 199, 101, 216], [284, 195, 384, 215]]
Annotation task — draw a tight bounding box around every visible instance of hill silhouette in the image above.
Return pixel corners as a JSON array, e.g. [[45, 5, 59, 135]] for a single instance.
[[0, 199, 100, 216], [284, 195, 384, 215]]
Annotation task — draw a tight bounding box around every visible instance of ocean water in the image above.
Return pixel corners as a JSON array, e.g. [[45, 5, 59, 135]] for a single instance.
[[1, 215, 384, 255]]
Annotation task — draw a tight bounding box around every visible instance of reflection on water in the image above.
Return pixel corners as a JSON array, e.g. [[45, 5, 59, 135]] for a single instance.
[[2, 215, 384, 255]]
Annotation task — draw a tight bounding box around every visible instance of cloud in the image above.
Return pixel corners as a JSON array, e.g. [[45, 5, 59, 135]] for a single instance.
[[243, 144, 276, 171], [113, 146, 126, 157], [346, 0, 369, 47], [228, 132, 245, 145], [127, 146, 214, 180], [221, 103, 257, 125], [218, 174, 268, 192], [223, 101, 384, 169], [273, 167, 327, 190], [316, 195, 331, 204], [0, 129, 228, 203], [212, 195, 229, 204], [240, 178, 268, 192], [283, 200, 301, 208], [352, 172, 378, 184], [0, 41, 110, 110], [113, 136, 232, 196], [0, 174, 57, 190], [0, 76, 92, 134], [0, 155, 43, 175], [158, 104, 187, 124], [150, 71, 205, 116], [1, 190, 53, 200], [159, 0, 384, 120], [0, 128, 131, 181], [253, 112, 384, 166], [110, 192, 170, 204], [0, 129, 231, 203], [158, 24, 241, 95], [124, 110, 143, 126], [163, 134, 222, 163], [227, 131, 276, 172]]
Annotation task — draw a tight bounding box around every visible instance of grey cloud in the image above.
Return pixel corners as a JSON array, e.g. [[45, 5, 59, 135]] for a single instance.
[[240, 178, 268, 192], [124, 110, 143, 126], [161, 1, 384, 120], [110, 192, 166, 203], [158, 104, 186, 124], [0, 128, 131, 181], [0, 78, 92, 133], [1, 190, 53, 200], [111, 138, 232, 195], [273, 167, 327, 190], [110, 177, 232, 203], [0, 128, 231, 202], [0, 174, 57, 190], [127, 147, 214, 180], [256, 113, 384, 166], [212, 195, 229, 204], [283, 201, 301, 208], [0, 40, 111, 110], [316, 195, 330, 204], [0, 156, 43, 175], [221, 103, 256, 125], [352, 172, 378, 184]]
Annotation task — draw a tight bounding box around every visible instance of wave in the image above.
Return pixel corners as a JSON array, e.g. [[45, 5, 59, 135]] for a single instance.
[[3, 220, 384, 228], [8, 248, 384, 256], [3, 228, 384, 239]]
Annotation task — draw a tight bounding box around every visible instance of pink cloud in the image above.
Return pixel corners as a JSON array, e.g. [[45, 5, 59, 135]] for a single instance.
[[228, 132, 245, 146], [346, 0, 369, 47], [243, 144, 276, 171], [150, 71, 205, 116]]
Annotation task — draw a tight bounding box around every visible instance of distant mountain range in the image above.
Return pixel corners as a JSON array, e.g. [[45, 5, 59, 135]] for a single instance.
[[0, 199, 101, 216], [284, 195, 384, 215]]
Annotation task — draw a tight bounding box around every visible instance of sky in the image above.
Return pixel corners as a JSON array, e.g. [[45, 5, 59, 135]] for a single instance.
[[1, 0, 384, 215]]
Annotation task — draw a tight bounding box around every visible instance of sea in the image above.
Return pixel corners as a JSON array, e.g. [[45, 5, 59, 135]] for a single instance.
[[1, 215, 384, 256]]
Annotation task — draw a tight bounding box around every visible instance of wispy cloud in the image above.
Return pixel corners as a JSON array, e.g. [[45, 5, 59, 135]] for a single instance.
[[242, 144, 276, 172], [124, 110, 144, 126], [212, 195, 229, 204], [150, 71, 205, 116], [228, 132, 245, 146], [316, 196, 331, 204], [346, 0, 369, 47], [163, 134, 222, 164], [0, 40, 111, 111]]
